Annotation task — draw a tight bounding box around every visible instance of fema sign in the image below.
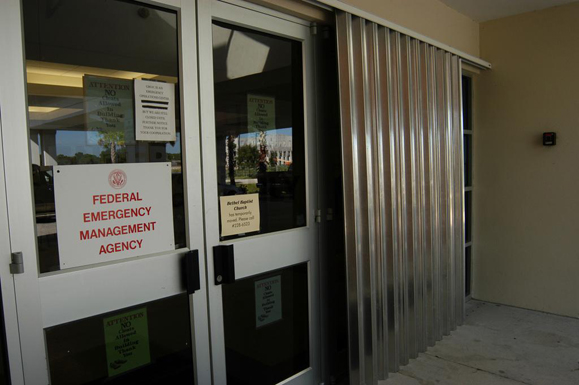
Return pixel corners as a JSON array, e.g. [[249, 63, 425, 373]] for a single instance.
[[53, 163, 174, 269]]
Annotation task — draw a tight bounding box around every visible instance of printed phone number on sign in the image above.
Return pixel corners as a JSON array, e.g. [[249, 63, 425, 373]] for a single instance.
[[231, 222, 252, 228]]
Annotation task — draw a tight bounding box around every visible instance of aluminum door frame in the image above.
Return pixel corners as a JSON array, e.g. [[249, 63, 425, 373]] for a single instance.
[[0, 0, 212, 383], [0, 110, 26, 385], [197, 1, 321, 384]]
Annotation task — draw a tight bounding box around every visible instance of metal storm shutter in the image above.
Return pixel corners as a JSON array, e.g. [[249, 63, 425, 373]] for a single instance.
[[336, 11, 464, 384]]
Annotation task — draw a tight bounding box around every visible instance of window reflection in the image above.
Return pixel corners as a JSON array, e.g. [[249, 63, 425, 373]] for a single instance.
[[23, 0, 185, 273], [213, 22, 306, 239]]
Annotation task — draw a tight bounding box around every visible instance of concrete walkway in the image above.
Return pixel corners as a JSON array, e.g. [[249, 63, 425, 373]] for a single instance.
[[380, 300, 579, 385]]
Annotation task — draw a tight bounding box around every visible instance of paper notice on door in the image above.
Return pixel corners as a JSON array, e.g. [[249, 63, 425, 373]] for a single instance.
[[255, 275, 282, 328], [53, 163, 174, 269], [103, 308, 151, 377], [83, 75, 135, 145], [134, 79, 176, 142], [247, 94, 275, 132], [219, 193, 260, 237]]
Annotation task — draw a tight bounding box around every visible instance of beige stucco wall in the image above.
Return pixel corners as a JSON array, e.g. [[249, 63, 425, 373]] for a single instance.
[[251, 0, 480, 56], [247, 0, 333, 22], [340, 0, 479, 56], [473, 2, 579, 318]]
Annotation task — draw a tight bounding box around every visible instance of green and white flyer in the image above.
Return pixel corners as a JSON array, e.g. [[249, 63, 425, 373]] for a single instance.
[[103, 307, 151, 377]]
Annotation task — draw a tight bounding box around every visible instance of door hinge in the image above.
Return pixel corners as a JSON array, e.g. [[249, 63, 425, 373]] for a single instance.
[[326, 208, 334, 221], [10, 252, 24, 274], [310, 22, 318, 36], [315, 209, 322, 223]]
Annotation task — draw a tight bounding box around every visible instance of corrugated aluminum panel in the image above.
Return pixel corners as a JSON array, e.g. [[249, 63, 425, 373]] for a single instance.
[[336, 11, 465, 384]]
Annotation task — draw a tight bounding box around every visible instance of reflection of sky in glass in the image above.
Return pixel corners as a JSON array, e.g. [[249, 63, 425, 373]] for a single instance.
[[166, 136, 180, 153], [239, 127, 292, 139], [56, 131, 181, 157]]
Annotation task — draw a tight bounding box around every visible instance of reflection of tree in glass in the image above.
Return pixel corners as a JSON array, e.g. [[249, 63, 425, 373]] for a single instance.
[[237, 144, 259, 172], [258, 145, 268, 174], [98, 130, 125, 164], [227, 135, 237, 185], [269, 150, 278, 167], [57, 152, 101, 165], [259, 130, 267, 150], [99, 148, 126, 164]]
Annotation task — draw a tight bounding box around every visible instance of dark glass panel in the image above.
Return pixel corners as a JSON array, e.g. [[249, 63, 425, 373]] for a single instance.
[[464, 134, 472, 187], [222, 263, 310, 384], [465, 246, 472, 297], [462, 75, 472, 131], [465, 190, 472, 243], [45, 294, 193, 385]]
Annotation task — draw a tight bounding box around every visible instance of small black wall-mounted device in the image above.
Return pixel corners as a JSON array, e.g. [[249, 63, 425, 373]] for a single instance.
[[543, 132, 556, 146]]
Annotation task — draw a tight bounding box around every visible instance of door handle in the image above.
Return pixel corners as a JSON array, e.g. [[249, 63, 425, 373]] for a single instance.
[[213, 245, 235, 285], [185, 250, 201, 294]]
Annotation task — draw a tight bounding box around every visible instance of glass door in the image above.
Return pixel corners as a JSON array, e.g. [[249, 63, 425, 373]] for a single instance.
[[0, 0, 211, 383], [198, 1, 320, 384]]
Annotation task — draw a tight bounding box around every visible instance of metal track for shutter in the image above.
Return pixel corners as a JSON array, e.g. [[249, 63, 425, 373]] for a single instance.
[[336, 11, 465, 384]]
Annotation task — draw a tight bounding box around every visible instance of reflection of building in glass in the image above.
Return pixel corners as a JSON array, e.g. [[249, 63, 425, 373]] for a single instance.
[[233, 130, 293, 165]]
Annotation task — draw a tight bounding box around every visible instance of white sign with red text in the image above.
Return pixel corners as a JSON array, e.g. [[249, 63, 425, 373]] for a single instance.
[[54, 163, 174, 269]]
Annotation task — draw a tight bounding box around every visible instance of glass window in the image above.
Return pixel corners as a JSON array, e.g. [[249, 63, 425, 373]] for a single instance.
[[45, 294, 193, 384], [465, 246, 472, 297], [462, 75, 472, 131], [465, 190, 472, 243], [222, 263, 310, 384], [23, 0, 185, 273], [212, 22, 306, 240], [464, 134, 472, 187]]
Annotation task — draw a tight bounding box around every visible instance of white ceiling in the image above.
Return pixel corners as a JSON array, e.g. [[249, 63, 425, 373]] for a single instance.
[[439, 0, 579, 22]]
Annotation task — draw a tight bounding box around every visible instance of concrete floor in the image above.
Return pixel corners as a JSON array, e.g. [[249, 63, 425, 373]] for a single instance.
[[380, 300, 579, 385]]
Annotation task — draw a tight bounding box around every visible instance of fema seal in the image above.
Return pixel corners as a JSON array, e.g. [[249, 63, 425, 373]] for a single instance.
[[108, 169, 127, 189]]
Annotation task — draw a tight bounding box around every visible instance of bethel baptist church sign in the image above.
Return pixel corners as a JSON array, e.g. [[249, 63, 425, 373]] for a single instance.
[[53, 163, 174, 269]]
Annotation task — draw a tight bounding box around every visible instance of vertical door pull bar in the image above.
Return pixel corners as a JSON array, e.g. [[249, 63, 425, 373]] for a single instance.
[[213, 245, 235, 285], [185, 250, 201, 294]]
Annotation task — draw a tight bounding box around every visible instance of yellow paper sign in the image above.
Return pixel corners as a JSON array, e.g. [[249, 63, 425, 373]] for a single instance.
[[220, 193, 260, 237], [103, 308, 150, 377]]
